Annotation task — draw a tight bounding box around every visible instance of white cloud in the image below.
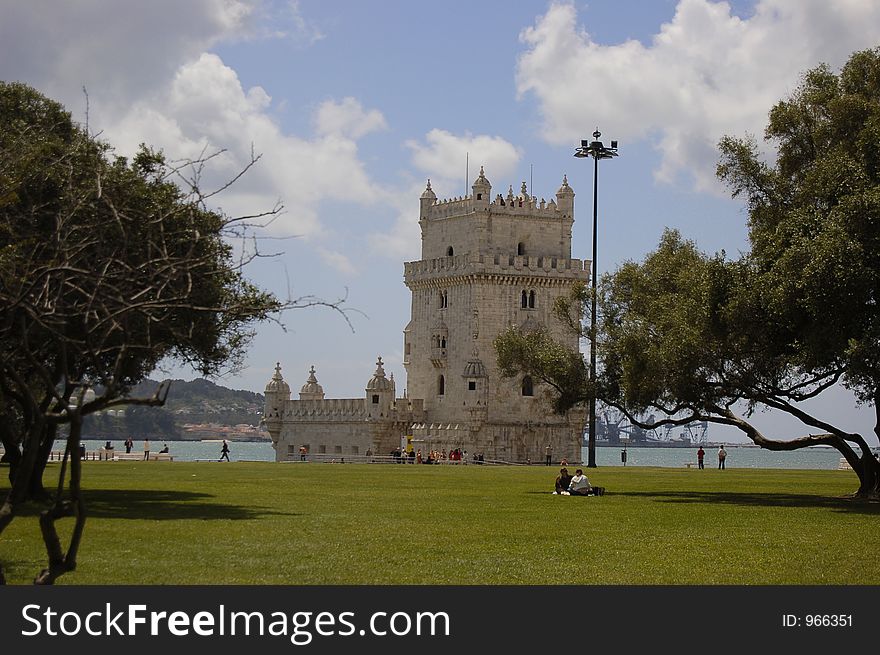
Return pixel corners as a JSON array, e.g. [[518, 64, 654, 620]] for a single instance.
[[315, 97, 388, 139], [516, 0, 880, 190], [317, 248, 357, 276], [102, 53, 386, 239], [247, 0, 325, 44], [0, 0, 257, 116], [367, 181, 426, 262], [406, 129, 522, 190]]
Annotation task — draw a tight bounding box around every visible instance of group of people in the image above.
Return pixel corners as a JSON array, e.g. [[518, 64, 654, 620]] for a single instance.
[[696, 445, 727, 469], [553, 467, 604, 496], [390, 447, 415, 463], [416, 448, 485, 464], [114, 437, 168, 459]]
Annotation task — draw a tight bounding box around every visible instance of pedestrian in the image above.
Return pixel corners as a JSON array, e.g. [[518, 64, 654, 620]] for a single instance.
[[143, 439, 150, 461], [718, 445, 727, 470], [125, 437, 133, 454], [621, 447, 628, 466], [697, 446, 705, 469], [545, 444, 552, 466], [219, 440, 230, 462]]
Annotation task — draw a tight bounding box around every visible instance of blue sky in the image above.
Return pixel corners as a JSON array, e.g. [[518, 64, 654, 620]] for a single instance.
[[2, 0, 879, 444]]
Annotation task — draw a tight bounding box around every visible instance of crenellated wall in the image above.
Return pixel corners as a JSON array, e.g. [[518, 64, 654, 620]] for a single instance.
[[404, 253, 588, 285], [421, 193, 562, 221]]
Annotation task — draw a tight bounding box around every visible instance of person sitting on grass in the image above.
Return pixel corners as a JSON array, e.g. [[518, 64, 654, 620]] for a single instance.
[[554, 467, 572, 494], [568, 469, 593, 496]]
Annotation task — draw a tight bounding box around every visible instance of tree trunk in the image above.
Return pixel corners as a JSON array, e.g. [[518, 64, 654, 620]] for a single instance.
[[28, 424, 58, 501], [34, 415, 86, 585], [854, 453, 880, 499]]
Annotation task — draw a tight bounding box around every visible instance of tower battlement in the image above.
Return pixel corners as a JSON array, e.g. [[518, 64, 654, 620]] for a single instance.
[[403, 253, 588, 285], [422, 191, 565, 221]]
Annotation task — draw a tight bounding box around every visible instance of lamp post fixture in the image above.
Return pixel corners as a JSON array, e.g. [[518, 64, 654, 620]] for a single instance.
[[574, 129, 618, 468]]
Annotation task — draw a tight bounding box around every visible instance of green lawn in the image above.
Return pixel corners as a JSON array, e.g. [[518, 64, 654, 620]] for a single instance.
[[1, 462, 877, 585]]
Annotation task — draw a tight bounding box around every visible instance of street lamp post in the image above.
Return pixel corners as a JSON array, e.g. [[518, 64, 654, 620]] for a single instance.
[[574, 129, 618, 468]]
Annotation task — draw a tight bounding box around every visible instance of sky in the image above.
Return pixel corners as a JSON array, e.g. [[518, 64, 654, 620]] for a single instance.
[[2, 0, 879, 445]]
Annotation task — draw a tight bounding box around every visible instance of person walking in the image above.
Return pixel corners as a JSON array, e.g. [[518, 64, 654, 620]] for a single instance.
[[219, 440, 230, 462], [697, 446, 705, 469], [143, 439, 150, 461], [718, 445, 727, 470], [125, 437, 133, 454]]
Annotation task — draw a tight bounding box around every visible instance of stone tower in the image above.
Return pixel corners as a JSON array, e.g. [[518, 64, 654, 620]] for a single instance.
[[403, 168, 588, 462], [263, 168, 588, 464]]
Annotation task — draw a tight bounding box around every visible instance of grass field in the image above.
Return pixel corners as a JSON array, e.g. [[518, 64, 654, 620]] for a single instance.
[[1, 461, 878, 585]]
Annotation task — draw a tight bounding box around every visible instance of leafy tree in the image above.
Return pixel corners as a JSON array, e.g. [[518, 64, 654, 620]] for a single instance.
[[496, 48, 880, 499], [0, 82, 339, 583]]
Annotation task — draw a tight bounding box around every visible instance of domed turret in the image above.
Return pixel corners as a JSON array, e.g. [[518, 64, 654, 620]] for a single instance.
[[555, 174, 574, 215], [462, 348, 488, 428], [366, 357, 393, 392], [420, 179, 437, 217], [265, 362, 291, 396], [299, 365, 325, 401], [366, 357, 394, 418], [263, 363, 290, 448], [462, 349, 487, 379], [472, 166, 491, 207]]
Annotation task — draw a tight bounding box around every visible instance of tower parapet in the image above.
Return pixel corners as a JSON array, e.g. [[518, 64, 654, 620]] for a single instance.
[[417, 170, 578, 261], [404, 253, 588, 286]]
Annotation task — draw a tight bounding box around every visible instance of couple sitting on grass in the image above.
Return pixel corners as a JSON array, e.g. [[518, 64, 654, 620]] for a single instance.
[[553, 467, 605, 496]]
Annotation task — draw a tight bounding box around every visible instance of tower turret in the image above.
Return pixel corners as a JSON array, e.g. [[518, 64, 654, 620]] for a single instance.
[[471, 166, 491, 209], [462, 348, 489, 430], [366, 356, 394, 418], [299, 365, 325, 401], [420, 179, 437, 217], [263, 363, 290, 447], [555, 174, 575, 217]]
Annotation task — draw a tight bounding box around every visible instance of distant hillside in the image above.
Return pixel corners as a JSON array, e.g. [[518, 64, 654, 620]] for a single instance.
[[83, 378, 266, 440]]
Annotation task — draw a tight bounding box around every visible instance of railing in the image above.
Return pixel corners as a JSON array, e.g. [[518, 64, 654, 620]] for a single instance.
[[282, 453, 514, 466], [46, 449, 173, 462]]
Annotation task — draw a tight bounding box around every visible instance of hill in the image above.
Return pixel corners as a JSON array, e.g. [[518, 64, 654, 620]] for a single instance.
[[83, 378, 266, 440]]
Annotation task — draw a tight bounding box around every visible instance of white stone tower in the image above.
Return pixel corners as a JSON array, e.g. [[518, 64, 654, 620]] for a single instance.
[[403, 168, 588, 462]]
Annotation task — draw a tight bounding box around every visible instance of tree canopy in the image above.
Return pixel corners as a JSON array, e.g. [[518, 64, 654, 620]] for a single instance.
[[495, 48, 880, 499], [0, 82, 295, 583]]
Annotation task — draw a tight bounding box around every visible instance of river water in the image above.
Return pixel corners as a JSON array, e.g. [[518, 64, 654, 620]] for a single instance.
[[64, 440, 870, 470]]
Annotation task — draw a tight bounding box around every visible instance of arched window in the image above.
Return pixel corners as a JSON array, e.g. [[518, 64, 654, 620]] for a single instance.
[[438, 375, 445, 396], [447, 246, 454, 256], [521, 376, 534, 397], [528, 290, 536, 309], [439, 290, 448, 309], [517, 242, 526, 256], [440, 337, 446, 349], [521, 290, 528, 308]]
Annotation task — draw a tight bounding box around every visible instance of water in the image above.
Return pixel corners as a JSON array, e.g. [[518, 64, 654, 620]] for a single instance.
[[64, 440, 856, 470], [68, 439, 276, 463], [588, 444, 847, 470]]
